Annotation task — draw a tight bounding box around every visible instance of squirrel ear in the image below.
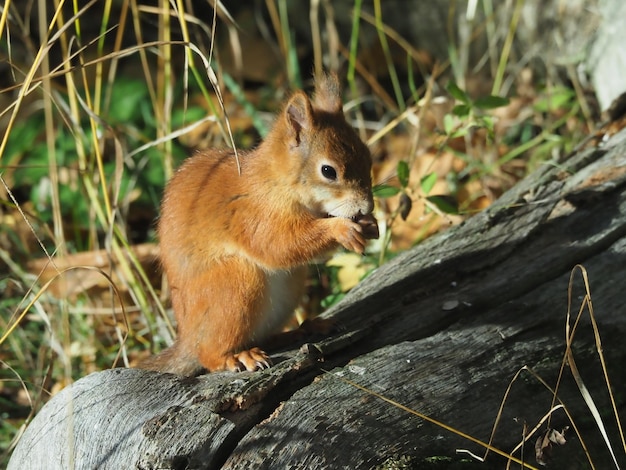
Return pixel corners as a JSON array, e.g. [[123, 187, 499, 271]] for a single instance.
[[313, 73, 343, 114], [285, 91, 313, 146]]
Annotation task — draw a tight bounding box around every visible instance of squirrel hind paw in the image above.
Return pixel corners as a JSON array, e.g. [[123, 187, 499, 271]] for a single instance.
[[228, 347, 272, 372]]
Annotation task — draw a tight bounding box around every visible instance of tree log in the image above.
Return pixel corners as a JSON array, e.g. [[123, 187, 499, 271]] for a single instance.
[[9, 129, 626, 469]]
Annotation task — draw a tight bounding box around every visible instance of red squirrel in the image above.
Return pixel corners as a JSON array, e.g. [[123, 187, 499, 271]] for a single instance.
[[138, 74, 378, 376]]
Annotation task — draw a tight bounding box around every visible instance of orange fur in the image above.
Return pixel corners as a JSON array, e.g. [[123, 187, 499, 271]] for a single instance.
[[138, 74, 377, 376]]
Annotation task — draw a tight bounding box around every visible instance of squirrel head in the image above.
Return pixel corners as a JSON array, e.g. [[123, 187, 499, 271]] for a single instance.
[[272, 73, 374, 220]]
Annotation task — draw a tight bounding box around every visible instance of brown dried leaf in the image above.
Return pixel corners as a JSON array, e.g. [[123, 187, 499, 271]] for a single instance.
[[535, 427, 568, 465], [399, 193, 412, 221]]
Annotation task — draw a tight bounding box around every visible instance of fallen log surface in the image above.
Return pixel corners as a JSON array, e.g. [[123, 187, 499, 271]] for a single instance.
[[9, 128, 626, 469]]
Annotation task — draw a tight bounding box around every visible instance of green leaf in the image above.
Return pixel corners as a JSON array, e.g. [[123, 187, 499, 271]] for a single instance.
[[426, 195, 459, 214], [446, 80, 469, 103], [450, 127, 469, 138], [397, 160, 410, 188], [534, 86, 575, 112], [13, 142, 49, 186], [171, 106, 207, 128], [107, 79, 150, 123], [474, 95, 509, 110], [60, 184, 89, 223], [420, 172, 437, 195], [452, 103, 471, 117], [4, 119, 45, 164], [373, 184, 401, 198]]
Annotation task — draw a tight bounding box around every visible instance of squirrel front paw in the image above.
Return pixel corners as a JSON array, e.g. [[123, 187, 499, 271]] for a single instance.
[[330, 217, 367, 254]]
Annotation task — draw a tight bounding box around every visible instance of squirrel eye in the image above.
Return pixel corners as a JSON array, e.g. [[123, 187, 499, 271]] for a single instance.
[[321, 164, 337, 181]]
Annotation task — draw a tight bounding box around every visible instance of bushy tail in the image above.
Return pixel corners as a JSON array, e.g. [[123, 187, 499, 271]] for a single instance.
[[136, 341, 204, 377]]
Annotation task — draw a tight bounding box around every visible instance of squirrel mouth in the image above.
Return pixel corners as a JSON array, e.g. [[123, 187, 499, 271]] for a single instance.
[[326, 213, 359, 222]]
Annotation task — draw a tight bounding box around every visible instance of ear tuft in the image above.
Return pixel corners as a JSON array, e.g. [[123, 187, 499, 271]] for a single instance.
[[312, 73, 343, 114], [285, 91, 313, 146]]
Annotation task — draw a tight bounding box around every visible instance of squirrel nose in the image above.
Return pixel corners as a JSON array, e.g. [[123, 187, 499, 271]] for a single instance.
[[361, 197, 374, 215]]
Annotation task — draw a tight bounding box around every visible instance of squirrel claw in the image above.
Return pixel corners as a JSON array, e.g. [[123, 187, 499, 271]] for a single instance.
[[230, 347, 272, 372]]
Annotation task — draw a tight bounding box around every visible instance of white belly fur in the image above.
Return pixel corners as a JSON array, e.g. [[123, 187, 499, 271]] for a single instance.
[[252, 266, 307, 342]]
